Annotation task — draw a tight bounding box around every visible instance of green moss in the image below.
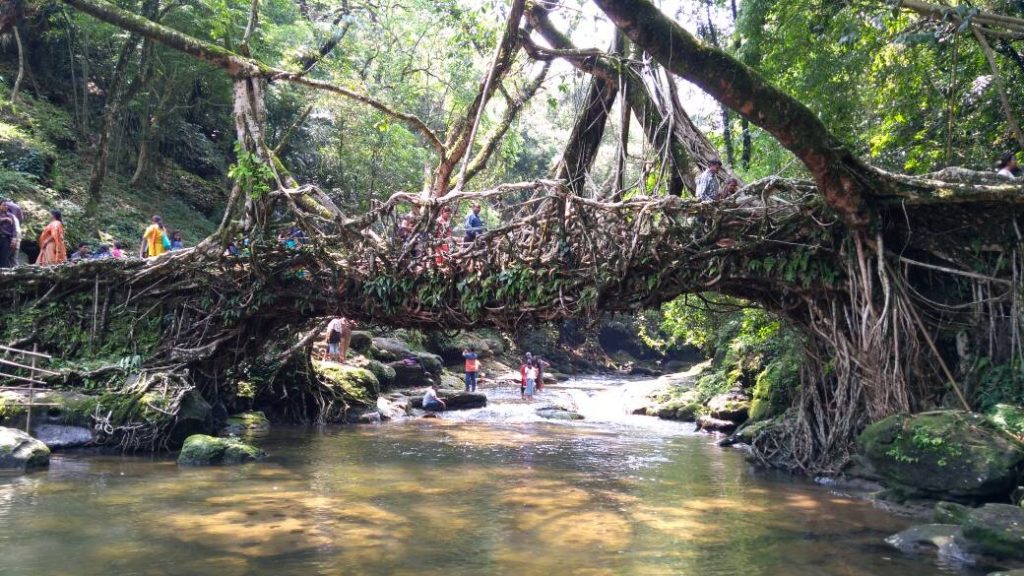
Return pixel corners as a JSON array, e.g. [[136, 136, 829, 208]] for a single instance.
[[365, 360, 396, 389], [858, 411, 1024, 499], [987, 404, 1024, 442], [315, 362, 380, 406], [178, 434, 265, 466]]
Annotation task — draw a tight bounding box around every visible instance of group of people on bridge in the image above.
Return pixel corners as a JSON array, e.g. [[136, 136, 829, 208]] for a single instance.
[[395, 202, 485, 267], [0, 207, 190, 269]]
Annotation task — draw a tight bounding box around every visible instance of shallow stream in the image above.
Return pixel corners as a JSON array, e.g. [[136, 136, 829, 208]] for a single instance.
[[0, 377, 984, 575]]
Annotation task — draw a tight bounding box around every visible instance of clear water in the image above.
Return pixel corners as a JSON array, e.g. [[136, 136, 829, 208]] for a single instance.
[[0, 377, 986, 575]]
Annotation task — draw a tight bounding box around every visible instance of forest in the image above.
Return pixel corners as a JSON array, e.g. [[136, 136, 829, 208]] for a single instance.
[[0, 1, 1023, 572]]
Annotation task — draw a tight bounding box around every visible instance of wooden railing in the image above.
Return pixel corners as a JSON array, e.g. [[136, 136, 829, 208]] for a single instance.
[[0, 345, 60, 433]]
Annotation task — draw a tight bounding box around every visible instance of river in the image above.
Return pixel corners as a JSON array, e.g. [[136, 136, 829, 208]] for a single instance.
[[0, 377, 982, 575]]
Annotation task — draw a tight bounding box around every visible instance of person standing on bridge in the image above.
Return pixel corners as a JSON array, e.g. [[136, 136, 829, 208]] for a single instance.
[[997, 152, 1021, 179], [696, 159, 723, 202], [464, 203, 484, 243], [463, 347, 480, 392], [36, 210, 67, 266], [434, 206, 454, 267], [0, 202, 16, 268], [140, 215, 169, 258]]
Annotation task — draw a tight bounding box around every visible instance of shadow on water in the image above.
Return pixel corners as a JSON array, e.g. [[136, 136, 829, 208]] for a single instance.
[[0, 377, 992, 575]]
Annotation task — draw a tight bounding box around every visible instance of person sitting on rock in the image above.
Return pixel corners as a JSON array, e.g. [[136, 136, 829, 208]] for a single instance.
[[423, 383, 446, 412]]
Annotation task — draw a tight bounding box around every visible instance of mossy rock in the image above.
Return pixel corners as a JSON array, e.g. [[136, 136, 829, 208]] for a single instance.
[[315, 362, 380, 406], [961, 503, 1024, 559], [177, 434, 265, 466], [732, 418, 775, 445], [706, 391, 750, 423], [221, 411, 270, 436], [0, 426, 50, 472], [656, 401, 703, 422], [857, 411, 1024, 500], [365, 360, 396, 389], [987, 404, 1024, 442], [934, 501, 971, 525], [167, 390, 214, 447]]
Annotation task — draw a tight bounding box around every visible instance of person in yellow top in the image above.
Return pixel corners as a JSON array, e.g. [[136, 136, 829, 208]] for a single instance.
[[140, 215, 168, 258]]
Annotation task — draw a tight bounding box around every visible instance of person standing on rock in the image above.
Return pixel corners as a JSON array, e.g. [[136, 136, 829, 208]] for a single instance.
[[423, 383, 447, 412], [463, 347, 480, 392], [324, 316, 352, 363]]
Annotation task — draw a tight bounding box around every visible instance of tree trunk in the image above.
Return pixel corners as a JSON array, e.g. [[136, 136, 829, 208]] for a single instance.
[[86, 35, 141, 210], [11, 26, 24, 104]]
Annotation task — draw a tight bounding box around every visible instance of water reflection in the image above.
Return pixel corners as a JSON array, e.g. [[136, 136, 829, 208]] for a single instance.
[[0, 385, 985, 576]]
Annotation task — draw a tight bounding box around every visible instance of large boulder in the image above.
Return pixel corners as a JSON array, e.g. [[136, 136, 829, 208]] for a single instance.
[[316, 363, 380, 406], [0, 427, 50, 472], [706, 391, 750, 422], [426, 330, 506, 364], [32, 424, 93, 449], [365, 360, 396, 389], [857, 411, 1024, 500], [350, 331, 373, 353], [389, 359, 436, 389], [370, 337, 413, 361], [410, 391, 487, 410], [961, 504, 1024, 559], [697, 414, 740, 434], [177, 434, 265, 466]]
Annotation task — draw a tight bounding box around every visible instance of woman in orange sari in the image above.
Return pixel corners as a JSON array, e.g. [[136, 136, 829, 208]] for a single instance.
[[36, 210, 67, 265]]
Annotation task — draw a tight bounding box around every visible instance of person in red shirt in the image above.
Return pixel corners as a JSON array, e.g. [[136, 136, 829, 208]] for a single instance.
[[462, 347, 479, 392]]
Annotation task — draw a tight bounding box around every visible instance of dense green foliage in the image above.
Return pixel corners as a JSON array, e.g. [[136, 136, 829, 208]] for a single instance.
[[731, 0, 1024, 177]]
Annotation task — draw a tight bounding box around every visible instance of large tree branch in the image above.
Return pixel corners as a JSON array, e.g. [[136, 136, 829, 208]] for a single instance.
[[463, 62, 551, 183], [592, 0, 876, 226], [432, 0, 525, 194]]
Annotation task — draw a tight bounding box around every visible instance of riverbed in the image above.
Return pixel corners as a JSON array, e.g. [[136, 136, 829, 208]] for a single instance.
[[0, 377, 981, 575]]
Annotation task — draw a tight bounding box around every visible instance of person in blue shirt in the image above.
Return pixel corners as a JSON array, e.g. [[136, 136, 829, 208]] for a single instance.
[[464, 203, 484, 242]]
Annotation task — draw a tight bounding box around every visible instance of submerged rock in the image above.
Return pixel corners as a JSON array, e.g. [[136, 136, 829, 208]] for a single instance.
[[0, 427, 50, 472], [536, 407, 584, 421], [177, 434, 265, 466], [885, 524, 972, 564], [857, 411, 1024, 500], [33, 424, 93, 449], [221, 411, 270, 436]]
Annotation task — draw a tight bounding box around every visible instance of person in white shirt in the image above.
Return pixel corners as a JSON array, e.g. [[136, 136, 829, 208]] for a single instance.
[[423, 383, 446, 412], [997, 151, 1020, 179], [324, 317, 353, 362], [525, 361, 538, 401]]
